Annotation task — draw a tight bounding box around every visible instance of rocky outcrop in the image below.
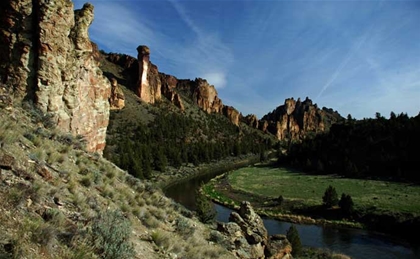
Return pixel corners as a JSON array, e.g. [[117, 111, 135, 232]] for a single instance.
[[109, 78, 125, 110], [107, 53, 136, 69], [223, 105, 240, 126], [136, 45, 161, 104], [261, 97, 343, 141], [217, 201, 292, 259], [242, 114, 259, 129], [259, 120, 269, 133], [0, 0, 36, 99], [104, 50, 246, 125], [266, 235, 293, 259], [0, 0, 111, 154], [193, 78, 223, 114], [160, 74, 185, 111]]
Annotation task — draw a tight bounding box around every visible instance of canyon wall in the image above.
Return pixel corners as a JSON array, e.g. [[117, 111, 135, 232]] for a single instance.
[[261, 97, 343, 141], [0, 0, 111, 153]]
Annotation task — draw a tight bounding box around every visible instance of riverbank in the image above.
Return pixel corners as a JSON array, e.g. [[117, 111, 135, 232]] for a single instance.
[[202, 173, 363, 229], [202, 167, 420, 240], [154, 153, 261, 189]]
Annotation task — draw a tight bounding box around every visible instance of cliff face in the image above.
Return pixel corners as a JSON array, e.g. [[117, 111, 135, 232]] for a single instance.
[[106, 51, 239, 122], [193, 78, 223, 114], [242, 114, 259, 129], [0, 0, 111, 154], [262, 97, 343, 141], [223, 105, 240, 126], [136, 45, 161, 104], [0, 0, 36, 99], [109, 78, 125, 110], [160, 73, 184, 111]]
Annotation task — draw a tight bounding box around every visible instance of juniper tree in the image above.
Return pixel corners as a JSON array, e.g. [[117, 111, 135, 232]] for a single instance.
[[322, 185, 338, 208], [286, 224, 302, 256]]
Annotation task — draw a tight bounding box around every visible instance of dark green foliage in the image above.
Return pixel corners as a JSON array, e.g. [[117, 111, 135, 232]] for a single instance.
[[284, 113, 420, 181], [322, 185, 338, 208], [195, 190, 216, 223], [339, 193, 354, 214], [277, 195, 284, 206], [106, 109, 274, 179], [91, 210, 134, 259], [286, 224, 302, 256]]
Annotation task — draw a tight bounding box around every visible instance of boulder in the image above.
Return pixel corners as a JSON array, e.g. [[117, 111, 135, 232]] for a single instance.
[[217, 201, 293, 259]]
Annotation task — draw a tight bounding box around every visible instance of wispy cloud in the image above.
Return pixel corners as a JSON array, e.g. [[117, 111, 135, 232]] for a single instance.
[[73, 0, 234, 89], [316, 22, 371, 99], [166, 0, 234, 88]]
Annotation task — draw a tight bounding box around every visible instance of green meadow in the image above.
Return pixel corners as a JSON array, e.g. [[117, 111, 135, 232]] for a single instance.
[[228, 166, 420, 214]]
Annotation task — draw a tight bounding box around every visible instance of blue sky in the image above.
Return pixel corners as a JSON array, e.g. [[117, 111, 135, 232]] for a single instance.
[[73, 0, 420, 119]]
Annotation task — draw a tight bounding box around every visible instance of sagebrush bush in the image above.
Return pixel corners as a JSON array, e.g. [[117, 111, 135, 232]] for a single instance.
[[175, 217, 195, 237], [151, 230, 171, 249], [91, 210, 134, 259]]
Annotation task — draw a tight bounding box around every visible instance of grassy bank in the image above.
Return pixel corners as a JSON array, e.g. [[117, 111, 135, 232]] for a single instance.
[[228, 166, 420, 213], [156, 154, 261, 189], [203, 165, 420, 233]]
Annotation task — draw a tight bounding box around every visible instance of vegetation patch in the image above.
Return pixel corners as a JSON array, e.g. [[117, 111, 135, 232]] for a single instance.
[[203, 165, 420, 236], [228, 166, 420, 213]]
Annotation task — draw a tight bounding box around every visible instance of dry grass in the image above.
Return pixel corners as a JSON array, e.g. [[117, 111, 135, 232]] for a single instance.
[[0, 104, 236, 259]]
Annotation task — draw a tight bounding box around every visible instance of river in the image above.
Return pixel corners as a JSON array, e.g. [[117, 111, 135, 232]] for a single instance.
[[164, 170, 420, 259]]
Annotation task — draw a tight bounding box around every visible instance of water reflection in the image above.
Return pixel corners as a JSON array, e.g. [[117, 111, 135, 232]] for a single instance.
[[322, 227, 338, 247]]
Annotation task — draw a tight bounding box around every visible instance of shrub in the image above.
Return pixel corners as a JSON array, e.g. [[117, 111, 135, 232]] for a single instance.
[[339, 193, 354, 214], [175, 217, 195, 237], [195, 190, 216, 223], [277, 195, 284, 206], [286, 224, 302, 256], [91, 210, 134, 259], [80, 176, 92, 187], [151, 230, 171, 249], [322, 185, 338, 208]]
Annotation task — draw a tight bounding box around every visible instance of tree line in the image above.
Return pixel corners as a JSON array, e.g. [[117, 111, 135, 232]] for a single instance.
[[279, 112, 420, 182]]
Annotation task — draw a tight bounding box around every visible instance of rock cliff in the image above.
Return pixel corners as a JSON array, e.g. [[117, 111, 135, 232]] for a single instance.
[[242, 114, 259, 129], [218, 201, 292, 259], [0, 0, 111, 154], [223, 105, 240, 126], [193, 78, 224, 114], [109, 78, 125, 110], [160, 73, 185, 111], [136, 45, 161, 104], [261, 97, 343, 141], [105, 52, 238, 122]]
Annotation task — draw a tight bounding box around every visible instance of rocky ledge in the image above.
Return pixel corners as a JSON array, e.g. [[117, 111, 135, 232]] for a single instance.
[[218, 201, 293, 259]]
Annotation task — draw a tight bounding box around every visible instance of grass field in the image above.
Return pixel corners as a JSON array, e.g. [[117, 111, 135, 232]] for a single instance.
[[228, 166, 420, 214]]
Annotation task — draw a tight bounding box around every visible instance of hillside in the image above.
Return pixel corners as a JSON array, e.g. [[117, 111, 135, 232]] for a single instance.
[[0, 103, 236, 259], [0, 1, 293, 258], [99, 50, 278, 179]]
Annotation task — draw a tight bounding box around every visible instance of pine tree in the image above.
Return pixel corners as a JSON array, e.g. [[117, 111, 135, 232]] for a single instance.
[[195, 190, 216, 224], [322, 185, 338, 208], [339, 193, 354, 214], [286, 224, 302, 256]]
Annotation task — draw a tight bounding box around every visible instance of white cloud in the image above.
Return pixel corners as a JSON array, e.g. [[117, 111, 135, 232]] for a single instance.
[[202, 72, 227, 89]]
